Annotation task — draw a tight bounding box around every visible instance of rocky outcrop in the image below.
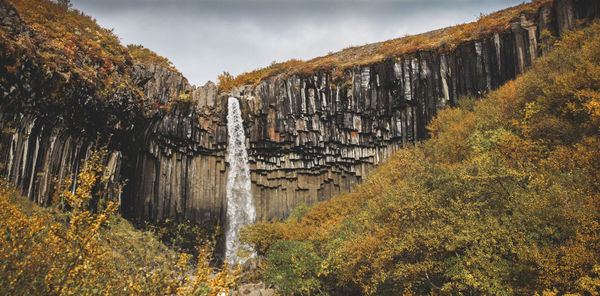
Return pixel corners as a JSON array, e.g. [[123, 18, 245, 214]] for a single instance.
[[233, 283, 275, 296], [123, 64, 230, 224], [131, 63, 219, 109], [132, 63, 191, 106], [0, 113, 122, 206], [0, 1, 126, 207], [1, 0, 598, 227]]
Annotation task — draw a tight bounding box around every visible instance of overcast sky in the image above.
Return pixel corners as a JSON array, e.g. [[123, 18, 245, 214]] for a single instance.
[[71, 0, 526, 85]]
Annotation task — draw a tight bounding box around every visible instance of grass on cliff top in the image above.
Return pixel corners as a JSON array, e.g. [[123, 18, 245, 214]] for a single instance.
[[218, 0, 552, 92], [127, 44, 178, 72], [7, 0, 132, 85], [3, 0, 178, 102]]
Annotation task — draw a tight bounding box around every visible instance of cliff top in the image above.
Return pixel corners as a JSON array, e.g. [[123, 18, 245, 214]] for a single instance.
[[2, 0, 553, 98], [127, 44, 178, 72], [2, 0, 179, 104], [6, 0, 133, 87], [217, 0, 553, 92]]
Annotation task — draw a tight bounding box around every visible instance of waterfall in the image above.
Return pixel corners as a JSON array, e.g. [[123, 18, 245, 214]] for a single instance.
[[225, 97, 256, 264]]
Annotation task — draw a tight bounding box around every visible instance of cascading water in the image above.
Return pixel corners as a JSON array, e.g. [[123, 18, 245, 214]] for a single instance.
[[225, 97, 256, 264]]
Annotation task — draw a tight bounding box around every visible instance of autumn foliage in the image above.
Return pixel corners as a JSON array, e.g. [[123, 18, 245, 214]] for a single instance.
[[7, 0, 136, 94], [218, 0, 553, 92], [127, 44, 178, 72], [0, 0, 185, 111], [241, 22, 600, 295], [217, 59, 304, 92], [0, 147, 239, 295], [0, 1, 244, 294]]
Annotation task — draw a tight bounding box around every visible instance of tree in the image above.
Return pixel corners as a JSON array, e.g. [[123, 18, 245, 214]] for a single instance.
[[217, 72, 235, 93], [263, 241, 324, 296]]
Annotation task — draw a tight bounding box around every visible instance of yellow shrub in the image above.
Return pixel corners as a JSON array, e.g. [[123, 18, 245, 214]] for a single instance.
[[0, 147, 240, 295]]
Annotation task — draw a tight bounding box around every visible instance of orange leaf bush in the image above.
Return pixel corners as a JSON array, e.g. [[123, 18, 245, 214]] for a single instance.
[[241, 22, 600, 295], [0, 146, 240, 295]]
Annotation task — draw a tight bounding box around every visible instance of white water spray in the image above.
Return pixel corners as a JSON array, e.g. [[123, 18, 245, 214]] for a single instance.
[[225, 97, 256, 264]]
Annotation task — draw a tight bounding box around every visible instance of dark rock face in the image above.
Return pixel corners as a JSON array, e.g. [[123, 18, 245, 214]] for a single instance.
[[241, 41, 515, 219], [232, 0, 585, 221], [0, 1, 127, 207], [0, 113, 122, 206], [0, 0, 597, 226], [124, 63, 230, 224], [128, 0, 597, 223], [132, 63, 191, 106], [126, 96, 230, 224], [574, 0, 600, 20]]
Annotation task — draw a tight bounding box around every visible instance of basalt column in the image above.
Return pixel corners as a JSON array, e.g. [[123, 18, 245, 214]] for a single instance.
[[231, 0, 590, 221]]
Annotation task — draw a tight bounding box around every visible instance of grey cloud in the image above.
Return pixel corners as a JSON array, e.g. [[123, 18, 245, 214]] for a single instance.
[[71, 0, 525, 85]]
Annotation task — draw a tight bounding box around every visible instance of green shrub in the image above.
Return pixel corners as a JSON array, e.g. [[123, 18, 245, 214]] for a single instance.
[[263, 241, 325, 296]]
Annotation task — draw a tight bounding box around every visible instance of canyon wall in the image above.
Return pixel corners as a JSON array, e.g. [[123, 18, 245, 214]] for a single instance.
[[127, 0, 596, 224], [0, 2, 127, 207], [0, 112, 123, 205], [237, 2, 547, 220], [125, 63, 230, 224], [0, 0, 597, 226]]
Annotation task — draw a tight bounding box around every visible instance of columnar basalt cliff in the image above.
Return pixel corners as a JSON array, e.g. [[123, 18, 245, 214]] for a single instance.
[[229, 0, 597, 220], [0, 113, 123, 205], [0, 1, 130, 206], [0, 0, 598, 227], [126, 63, 231, 224]]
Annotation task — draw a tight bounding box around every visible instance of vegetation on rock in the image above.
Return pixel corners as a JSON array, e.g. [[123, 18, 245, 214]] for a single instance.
[[0, 147, 239, 295], [127, 44, 178, 72], [6, 0, 137, 97], [218, 0, 553, 92], [217, 60, 304, 92], [241, 21, 600, 295], [1, 0, 184, 115]]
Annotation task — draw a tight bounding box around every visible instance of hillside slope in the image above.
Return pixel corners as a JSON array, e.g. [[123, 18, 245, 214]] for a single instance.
[[241, 21, 600, 295]]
